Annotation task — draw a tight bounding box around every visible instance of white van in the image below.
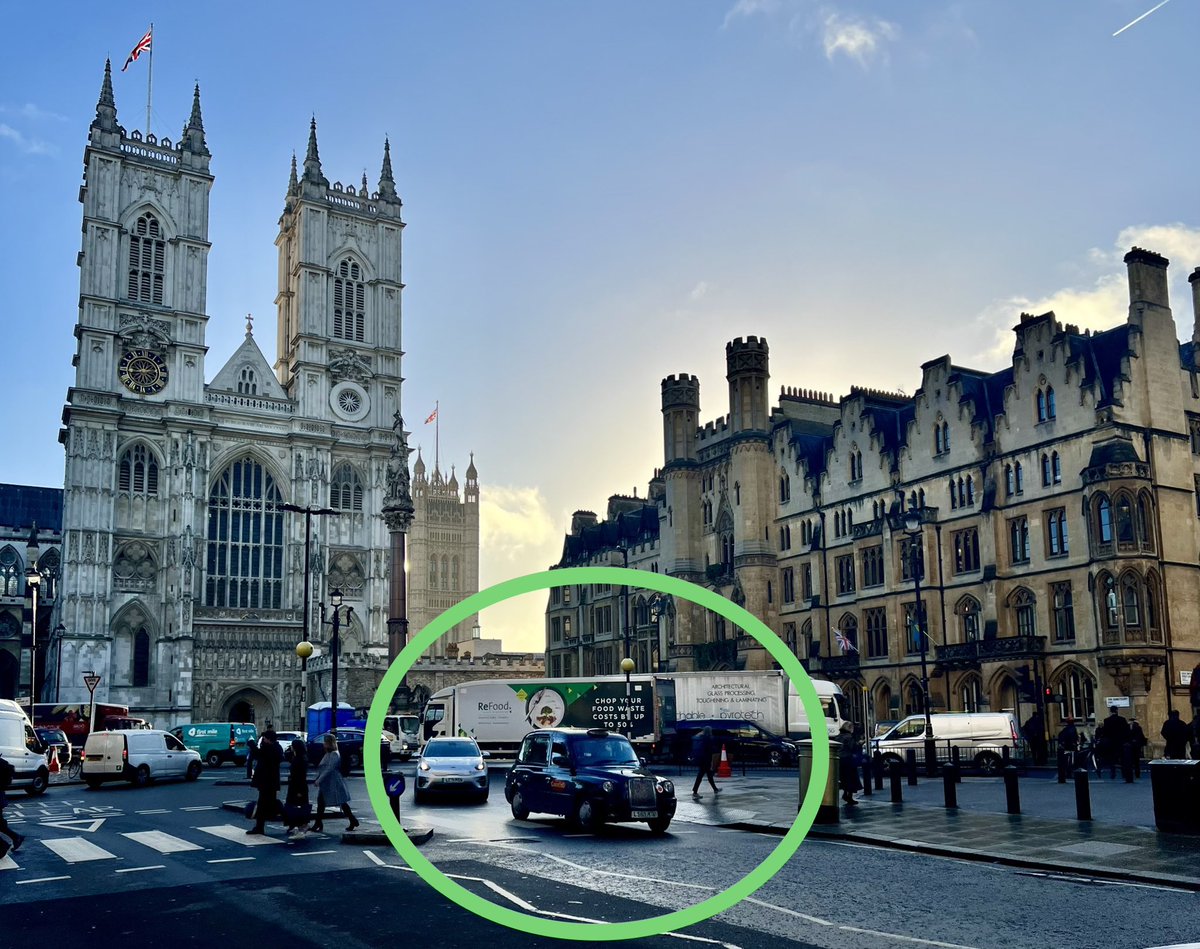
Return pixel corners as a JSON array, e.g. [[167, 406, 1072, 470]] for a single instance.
[[787, 679, 850, 739], [871, 712, 1019, 774], [82, 729, 202, 788], [0, 704, 50, 796]]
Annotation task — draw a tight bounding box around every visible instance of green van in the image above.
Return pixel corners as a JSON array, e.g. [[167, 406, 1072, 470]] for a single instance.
[[171, 722, 258, 768]]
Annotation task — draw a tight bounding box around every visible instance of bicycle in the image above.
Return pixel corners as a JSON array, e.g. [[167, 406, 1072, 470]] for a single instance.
[[66, 748, 82, 780]]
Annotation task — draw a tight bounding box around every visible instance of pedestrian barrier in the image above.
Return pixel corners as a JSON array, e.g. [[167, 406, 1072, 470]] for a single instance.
[[716, 744, 733, 778]]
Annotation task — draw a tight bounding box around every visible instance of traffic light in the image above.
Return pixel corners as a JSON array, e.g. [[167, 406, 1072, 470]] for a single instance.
[[1016, 665, 1038, 703]]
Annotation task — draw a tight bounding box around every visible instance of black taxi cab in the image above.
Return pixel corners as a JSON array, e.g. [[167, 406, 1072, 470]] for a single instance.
[[505, 728, 677, 834]]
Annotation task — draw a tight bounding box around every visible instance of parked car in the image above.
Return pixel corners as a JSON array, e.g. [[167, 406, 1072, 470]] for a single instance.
[[276, 730, 307, 758], [871, 712, 1020, 775], [306, 728, 390, 770], [171, 722, 258, 768], [664, 719, 798, 767], [83, 729, 202, 788], [35, 727, 72, 766], [414, 736, 490, 803], [505, 728, 676, 834], [0, 704, 49, 796]]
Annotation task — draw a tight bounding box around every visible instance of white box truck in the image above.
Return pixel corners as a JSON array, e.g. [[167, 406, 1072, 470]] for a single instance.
[[657, 671, 847, 739]]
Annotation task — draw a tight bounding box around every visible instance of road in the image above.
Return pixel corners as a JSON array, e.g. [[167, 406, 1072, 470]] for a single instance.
[[2, 766, 1196, 949]]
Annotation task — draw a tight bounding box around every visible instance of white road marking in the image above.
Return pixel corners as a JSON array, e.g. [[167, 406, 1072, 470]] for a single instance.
[[537, 909, 741, 947], [122, 831, 204, 854], [115, 865, 166, 874], [41, 837, 117, 863], [744, 897, 832, 926], [207, 857, 255, 864], [181, 806, 218, 811], [40, 818, 106, 833], [363, 850, 415, 871], [195, 825, 284, 846], [836, 926, 980, 949], [470, 842, 715, 892], [0, 853, 18, 870], [16, 875, 71, 885], [135, 809, 171, 815], [290, 850, 337, 857]]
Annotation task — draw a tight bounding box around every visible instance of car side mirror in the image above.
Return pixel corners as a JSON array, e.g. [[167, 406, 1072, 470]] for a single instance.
[[551, 754, 572, 769]]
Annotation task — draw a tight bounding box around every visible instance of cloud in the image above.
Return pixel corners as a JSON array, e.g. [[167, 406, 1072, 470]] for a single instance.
[[480, 484, 560, 566], [722, 0, 780, 29], [821, 12, 900, 65], [0, 123, 55, 155], [689, 280, 710, 301], [974, 223, 1200, 365], [0, 103, 68, 122]]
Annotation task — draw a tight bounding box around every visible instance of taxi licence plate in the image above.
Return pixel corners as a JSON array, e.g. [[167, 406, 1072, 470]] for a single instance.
[[631, 809, 657, 819]]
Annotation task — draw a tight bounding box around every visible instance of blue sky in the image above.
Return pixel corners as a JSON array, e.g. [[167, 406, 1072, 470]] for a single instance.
[[1, 2, 1197, 650]]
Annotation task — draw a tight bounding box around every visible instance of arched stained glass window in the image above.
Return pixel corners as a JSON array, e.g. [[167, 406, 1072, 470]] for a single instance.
[[329, 462, 364, 512], [333, 258, 366, 342], [205, 456, 285, 609], [128, 212, 165, 305]]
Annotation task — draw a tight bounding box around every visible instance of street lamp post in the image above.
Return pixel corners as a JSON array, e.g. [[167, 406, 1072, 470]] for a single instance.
[[649, 593, 667, 673], [25, 566, 41, 712], [620, 656, 635, 740], [891, 504, 939, 775], [618, 542, 631, 662], [295, 639, 314, 731], [53, 623, 66, 702], [319, 589, 353, 733]]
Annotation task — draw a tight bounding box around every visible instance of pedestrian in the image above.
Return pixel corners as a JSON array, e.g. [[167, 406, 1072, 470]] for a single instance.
[[1190, 710, 1200, 760], [245, 736, 258, 781], [246, 730, 282, 836], [1057, 718, 1078, 770], [1100, 710, 1130, 777], [837, 721, 863, 805], [283, 739, 311, 840], [1160, 710, 1190, 759], [690, 726, 720, 798], [0, 752, 26, 859], [1023, 711, 1048, 766], [311, 734, 359, 833], [1128, 720, 1148, 778]]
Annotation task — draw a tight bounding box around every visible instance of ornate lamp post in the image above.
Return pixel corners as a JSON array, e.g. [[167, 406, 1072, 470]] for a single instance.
[[25, 566, 41, 711], [319, 589, 353, 732], [53, 623, 66, 702], [649, 593, 668, 673], [889, 502, 939, 775], [620, 656, 635, 740], [295, 639, 314, 731]]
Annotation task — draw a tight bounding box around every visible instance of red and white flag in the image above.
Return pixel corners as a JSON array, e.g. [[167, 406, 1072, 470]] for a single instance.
[[424, 408, 438, 424], [833, 628, 858, 654], [122, 27, 153, 72]]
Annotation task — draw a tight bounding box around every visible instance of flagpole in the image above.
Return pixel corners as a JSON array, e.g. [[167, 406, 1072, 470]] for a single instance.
[[145, 23, 153, 135], [435, 401, 440, 474]]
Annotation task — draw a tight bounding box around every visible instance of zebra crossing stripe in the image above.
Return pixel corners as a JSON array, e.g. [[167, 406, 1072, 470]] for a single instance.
[[122, 831, 204, 854], [40, 837, 117, 863], [195, 824, 285, 846], [0, 852, 18, 871]]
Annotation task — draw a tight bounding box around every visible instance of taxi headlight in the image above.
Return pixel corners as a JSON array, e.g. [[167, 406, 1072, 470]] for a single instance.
[[657, 780, 674, 794], [602, 780, 615, 794]]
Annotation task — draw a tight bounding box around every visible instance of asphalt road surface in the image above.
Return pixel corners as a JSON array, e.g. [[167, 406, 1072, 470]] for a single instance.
[[2, 767, 1196, 949]]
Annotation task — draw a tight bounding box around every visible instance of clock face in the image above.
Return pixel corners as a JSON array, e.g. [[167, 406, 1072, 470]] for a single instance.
[[118, 348, 168, 395]]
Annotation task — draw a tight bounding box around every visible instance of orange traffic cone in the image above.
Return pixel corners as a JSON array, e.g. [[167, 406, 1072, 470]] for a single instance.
[[716, 744, 733, 778], [48, 748, 61, 774]]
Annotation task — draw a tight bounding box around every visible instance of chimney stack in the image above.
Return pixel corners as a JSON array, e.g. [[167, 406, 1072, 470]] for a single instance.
[[1190, 268, 1200, 350], [1124, 247, 1170, 312]]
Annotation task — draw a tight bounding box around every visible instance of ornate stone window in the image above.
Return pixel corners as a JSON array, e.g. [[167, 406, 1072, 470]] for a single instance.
[[204, 456, 285, 609], [333, 257, 366, 342], [959, 674, 983, 713], [113, 541, 157, 592], [1095, 495, 1113, 545], [128, 212, 165, 305], [237, 367, 258, 395], [327, 551, 365, 597], [1059, 667, 1096, 722], [0, 546, 21, 597], [957, 596, 980, 642], [329, 462, 364, 512], [1051, 582, 1075, 642], [119, 445, 159, 496], [1009, 587, 1036, 638]]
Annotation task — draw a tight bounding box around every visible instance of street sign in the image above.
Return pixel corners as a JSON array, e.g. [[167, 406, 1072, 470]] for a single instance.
[[83, 673, 100, 693], [385, 774, 406, 798], [1182, 670, 1193, 686], [1105, 696, 1131, 709]]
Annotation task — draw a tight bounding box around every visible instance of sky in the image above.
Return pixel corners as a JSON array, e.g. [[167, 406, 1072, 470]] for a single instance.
[[1, 2, 1198, 652]]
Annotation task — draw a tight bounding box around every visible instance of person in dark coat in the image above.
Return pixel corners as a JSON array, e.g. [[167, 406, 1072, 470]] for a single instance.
[[247, 731, 282, 835], [690, 726, 720, 798], [311, 735, 359, 833], [1057, 718, 1079, 769], [0, 752, 26, 859], [1023, 711, 1048, 765], [1190, 711, 1200, 760], [245, 737, 258, 781], [837, 721, 863, 805], [1100, 711, 1131, 777], [1161, 710, 1190, 759], [1128, 720, 1148, 777], [283, 739, 310, 839]]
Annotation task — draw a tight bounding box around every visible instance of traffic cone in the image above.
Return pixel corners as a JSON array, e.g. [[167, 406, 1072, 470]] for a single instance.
[[48, 748, 60, 774], [716, 744, 733, 778]]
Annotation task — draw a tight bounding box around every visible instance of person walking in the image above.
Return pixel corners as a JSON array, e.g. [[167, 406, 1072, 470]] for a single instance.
[[1128, 720, 1148, 778], [1161, 709, 1190, 759], [245, 736, 258, 781], [690, 726, 720, 798], [1057, 718, 1079, 771], [246, 730, 282, 836], [837, 721, 863, 806], [1023, 710, 1048, 766], [283, 739, 311, 839], [1190, 710, 1200, 760], [1100, 710, 1130, 778], [311, 734, 359, 833], [0, 752, 26, 859]]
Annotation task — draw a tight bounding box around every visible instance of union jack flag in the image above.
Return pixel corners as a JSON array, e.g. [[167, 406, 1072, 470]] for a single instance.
[[424, 408, 438, 424], [833, 628, 858, 654], [122, 27, 152, 72]]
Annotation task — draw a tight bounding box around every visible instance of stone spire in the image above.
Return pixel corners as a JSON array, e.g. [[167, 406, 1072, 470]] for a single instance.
[[288, 152, 299, 195], [383, 412, 415, 531], [92, 58, 118, 132], [182, 83, 210, 157], [378, 136, 398, 202], [361, 170, 370, 195], [301, 117, 328, 189]]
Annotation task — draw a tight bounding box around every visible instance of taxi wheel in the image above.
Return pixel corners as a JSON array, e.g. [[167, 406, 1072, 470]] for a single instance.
[[648, 816, 671, 835], [574, 798, 604, 833], [510, 790, 530, 820]]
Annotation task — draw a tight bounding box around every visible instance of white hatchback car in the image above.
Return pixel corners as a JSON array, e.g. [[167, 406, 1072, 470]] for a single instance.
[[83, 729, 203, 788]]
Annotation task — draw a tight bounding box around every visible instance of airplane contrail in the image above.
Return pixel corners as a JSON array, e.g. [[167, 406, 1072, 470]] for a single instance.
[[1113, 0, 1173, 36]]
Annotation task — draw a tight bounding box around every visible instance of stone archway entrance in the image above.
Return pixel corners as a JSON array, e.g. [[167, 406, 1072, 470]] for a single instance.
[[221, 688, 275, 730]]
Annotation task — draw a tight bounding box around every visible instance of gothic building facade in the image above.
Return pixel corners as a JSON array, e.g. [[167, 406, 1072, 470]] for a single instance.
[[549, 250, 1200, 745], [49, 62, 478, 730]]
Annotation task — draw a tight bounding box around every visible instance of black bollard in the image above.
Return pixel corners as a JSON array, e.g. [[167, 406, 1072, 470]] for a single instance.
[[1002, 744, 1011, 764], [861, 755, 873, 797], [1073, 768, 1092, 821], [942, 763, 958, 808], [390, 794, 400, 822], [950, 746, 963, 783], [890, 761, 903, 803], [924, 738, 938, 778], [1003, 765, 1020, 814], [1057, 750, 1069, 784], [873, 752, 884, 791], [905, 749, 918, 786], [1120, 743, 1134, 784]]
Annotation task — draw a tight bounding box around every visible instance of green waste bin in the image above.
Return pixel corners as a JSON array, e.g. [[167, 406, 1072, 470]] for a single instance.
[[1147, 758, 1200, 834], [798, 739, 839, 825]]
